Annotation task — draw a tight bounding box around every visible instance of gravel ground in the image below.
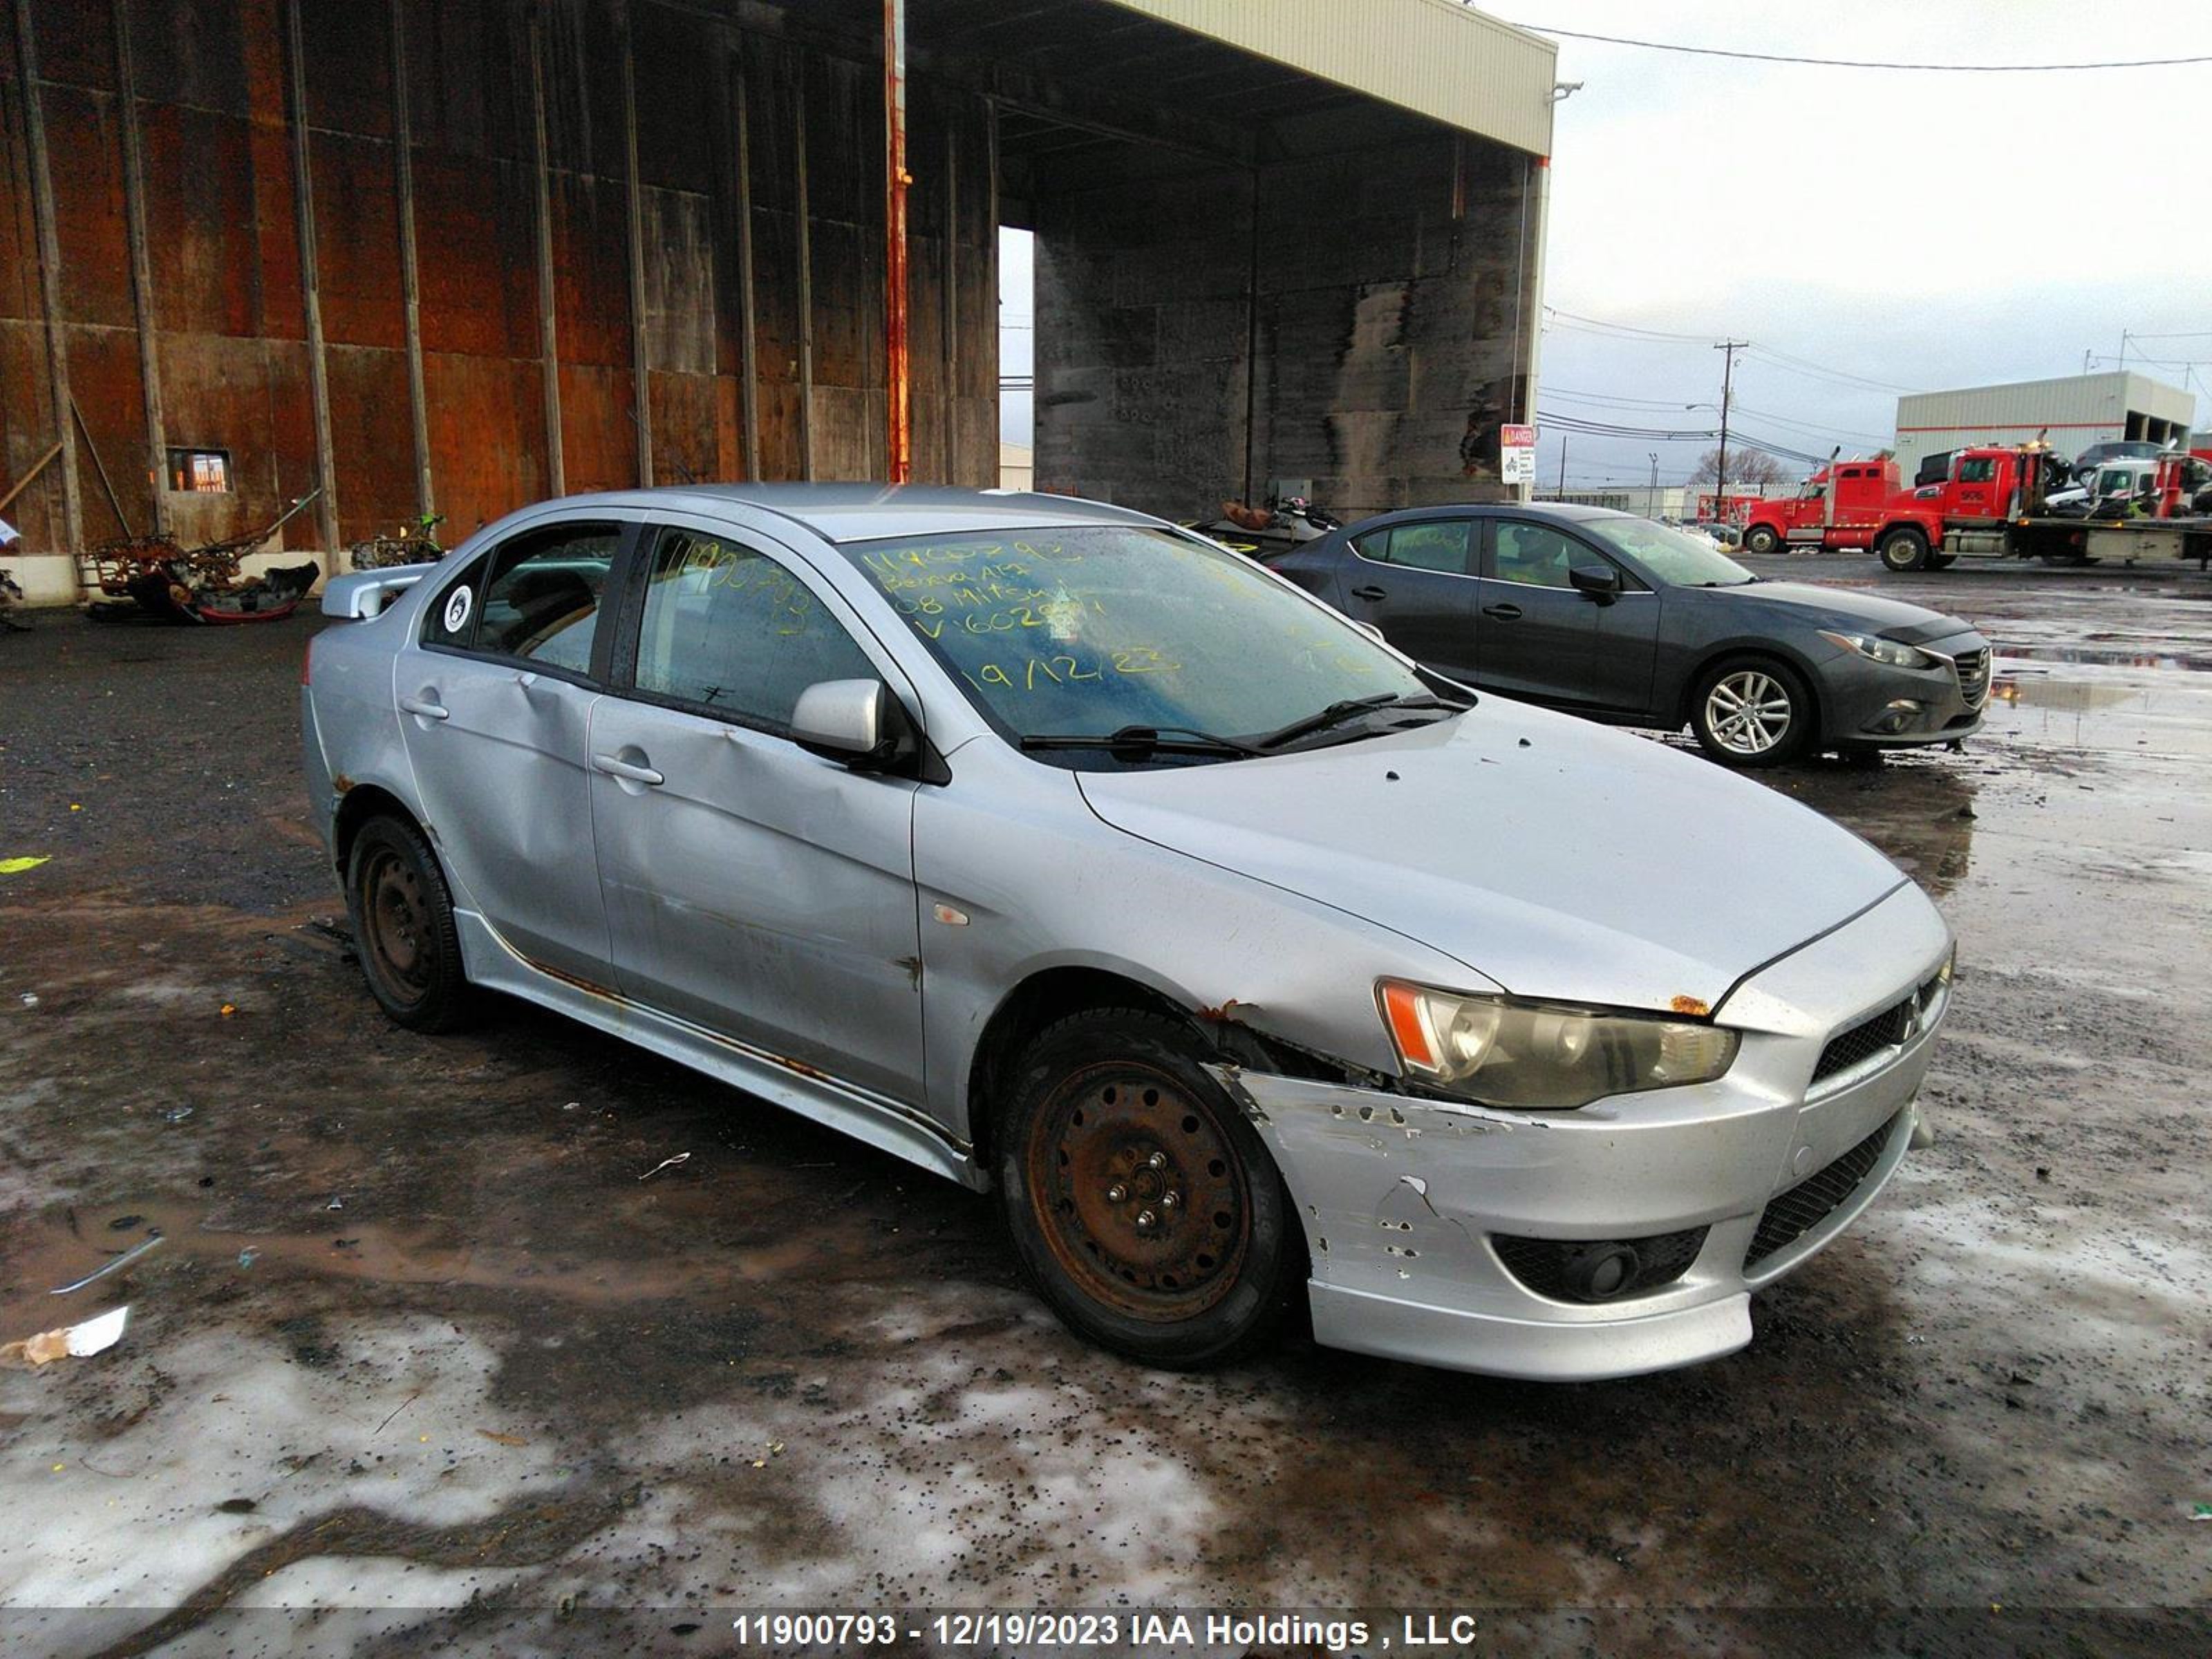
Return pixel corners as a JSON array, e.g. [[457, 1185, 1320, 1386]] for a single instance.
[[1, 556, 2206, 1658]]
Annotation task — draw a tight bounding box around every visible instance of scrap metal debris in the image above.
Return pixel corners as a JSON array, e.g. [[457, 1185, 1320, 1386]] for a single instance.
[[50, 1232, 165, 1295], [82, 488, 324, 625], [0, 1306, 129, 1369], [637, 1152, 693, 1181]]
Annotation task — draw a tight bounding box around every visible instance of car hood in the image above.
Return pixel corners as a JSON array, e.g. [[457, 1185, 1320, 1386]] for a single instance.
[[1729, 581, 1976, 645], [1076, 701, 1908, 1015]]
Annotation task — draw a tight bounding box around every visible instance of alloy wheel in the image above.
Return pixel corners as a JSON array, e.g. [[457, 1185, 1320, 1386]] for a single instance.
[[1704, 670, 1793, 756]]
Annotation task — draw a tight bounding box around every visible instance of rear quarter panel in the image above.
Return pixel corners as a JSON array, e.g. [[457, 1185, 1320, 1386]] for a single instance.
[[302, 601, 415, 868]]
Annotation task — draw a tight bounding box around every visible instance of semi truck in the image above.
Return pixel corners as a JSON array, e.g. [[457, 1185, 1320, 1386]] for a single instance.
[[1741, 443, 2212, 572]]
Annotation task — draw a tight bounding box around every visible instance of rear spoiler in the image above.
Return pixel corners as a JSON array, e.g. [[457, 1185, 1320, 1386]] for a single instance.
[[322, 568, 427, 619]]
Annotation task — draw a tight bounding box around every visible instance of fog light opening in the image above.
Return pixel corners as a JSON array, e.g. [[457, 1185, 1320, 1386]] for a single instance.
[[1560, 1241, 1641, 1302], [1875, 700, 1922, 735]]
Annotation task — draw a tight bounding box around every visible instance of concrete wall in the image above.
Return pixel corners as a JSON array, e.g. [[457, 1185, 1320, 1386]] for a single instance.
[[1033, 130, 1539, 523], [0, 0, 997, 603]]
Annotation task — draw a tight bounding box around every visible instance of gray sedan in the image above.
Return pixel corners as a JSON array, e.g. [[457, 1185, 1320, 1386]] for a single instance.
[[306, 485, 1951, 1380], [1267, 505, 1991, 765]]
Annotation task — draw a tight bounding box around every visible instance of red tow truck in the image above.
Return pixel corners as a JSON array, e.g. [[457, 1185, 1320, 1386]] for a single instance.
[[1740, 443, 2212, 572]]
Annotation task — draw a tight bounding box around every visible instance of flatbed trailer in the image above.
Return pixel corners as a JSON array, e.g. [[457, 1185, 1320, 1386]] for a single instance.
[[1967, 515, 2212, 571]]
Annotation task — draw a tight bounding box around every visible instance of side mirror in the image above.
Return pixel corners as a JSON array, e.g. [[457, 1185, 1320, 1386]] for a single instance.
[[789, 679, 915, 771], [1568, 563, 1620, 603]]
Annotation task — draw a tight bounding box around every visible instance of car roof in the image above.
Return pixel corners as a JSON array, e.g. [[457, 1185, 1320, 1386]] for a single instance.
[[523, 482, 1161, 543], [1336, 500, 1637, 537]]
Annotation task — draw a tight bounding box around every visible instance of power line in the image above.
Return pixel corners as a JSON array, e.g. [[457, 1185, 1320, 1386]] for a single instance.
[[1743, 346, 1920, 397], [1546, 306, 1925, 396], [1517, 24, 2212, 72], [1544, 307, 1718, 345]]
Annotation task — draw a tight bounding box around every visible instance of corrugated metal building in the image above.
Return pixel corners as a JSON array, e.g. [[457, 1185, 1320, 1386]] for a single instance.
[[0, 0, 1557, 604], [1893, 371, 2197, 476]]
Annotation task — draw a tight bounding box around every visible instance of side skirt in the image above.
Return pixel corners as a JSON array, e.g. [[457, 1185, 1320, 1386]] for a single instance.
[[453, 910, 983, 1191]]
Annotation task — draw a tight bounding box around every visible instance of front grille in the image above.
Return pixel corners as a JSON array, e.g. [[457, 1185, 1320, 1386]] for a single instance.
[[1811, 971, 1942, 1085], [1953, 646, 1991, 709], [1492, 1226, 1709, 1304], [1744, 1114, 1900, 1268], [1813, 996, 1914, 1082]]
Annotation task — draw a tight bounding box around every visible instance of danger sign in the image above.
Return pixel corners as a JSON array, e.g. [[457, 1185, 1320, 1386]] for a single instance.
[[1499, 424, 1537, 485]]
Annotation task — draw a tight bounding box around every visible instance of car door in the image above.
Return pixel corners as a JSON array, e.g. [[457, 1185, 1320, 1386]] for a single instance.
[[1470, 518, 1601, 704], [1333, 518, 1479, 682], [398, 517, 626, 984], [588, 517, 926, 1105]]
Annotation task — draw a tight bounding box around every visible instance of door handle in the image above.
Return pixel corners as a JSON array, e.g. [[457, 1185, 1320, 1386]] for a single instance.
[[592, 753, 665, 787], [1350, 584, 1387, 601], [399, 693, 449, 720], [1482, 603, 1524, 621]]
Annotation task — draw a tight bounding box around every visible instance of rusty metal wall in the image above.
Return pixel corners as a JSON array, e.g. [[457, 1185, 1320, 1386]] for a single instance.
[[0, 0, 1001, 568]]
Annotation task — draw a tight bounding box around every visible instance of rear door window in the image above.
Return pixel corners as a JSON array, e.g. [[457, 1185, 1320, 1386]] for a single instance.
[[1351, 520, 1473, 575], [426, 521, 620, 675]]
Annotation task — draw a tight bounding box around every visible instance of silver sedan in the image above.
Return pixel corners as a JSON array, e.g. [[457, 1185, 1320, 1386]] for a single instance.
[[304, 485, 1951, 1380]]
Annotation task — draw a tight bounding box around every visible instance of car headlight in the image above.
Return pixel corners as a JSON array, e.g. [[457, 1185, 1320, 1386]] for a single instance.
[[1819, 630, 1936, 671], [1377, 981, 1741, 1110]]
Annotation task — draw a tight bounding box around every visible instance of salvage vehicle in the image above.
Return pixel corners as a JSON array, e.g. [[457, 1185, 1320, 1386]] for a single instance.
[[306, 485, 1953, 1381], [1739, 443, 2212, 570], [1267, 504, 1990, 766]]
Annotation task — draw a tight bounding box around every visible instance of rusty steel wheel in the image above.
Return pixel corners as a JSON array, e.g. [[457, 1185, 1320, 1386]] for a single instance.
[[997, 1009, 1299, 1369], [345, 814, 475, 1033], [1028, 1062, 1251, 1322], [363, 849, 433, 997]]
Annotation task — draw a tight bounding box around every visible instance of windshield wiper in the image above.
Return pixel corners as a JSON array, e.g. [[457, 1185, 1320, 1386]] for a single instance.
[[1256, 692, 1452, 750], [1020, 724, 1262, 760]]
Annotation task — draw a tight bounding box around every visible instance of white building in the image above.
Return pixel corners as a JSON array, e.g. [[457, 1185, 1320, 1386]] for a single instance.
[[1537, 485, 1688, 521], [1893, 371, 2197, 477]]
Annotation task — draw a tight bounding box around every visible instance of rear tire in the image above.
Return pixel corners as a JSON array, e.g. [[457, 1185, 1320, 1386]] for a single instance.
[[1877, 527, 1930, 572], [1742, 523, 1781, 555], [1689, 657, 1816, 769], [994, 1008, 1300, 1369], [345, 815, 476, 1032]]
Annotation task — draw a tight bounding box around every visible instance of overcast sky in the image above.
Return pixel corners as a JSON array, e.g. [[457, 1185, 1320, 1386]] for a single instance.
[[1003, 2, 2210, 487]]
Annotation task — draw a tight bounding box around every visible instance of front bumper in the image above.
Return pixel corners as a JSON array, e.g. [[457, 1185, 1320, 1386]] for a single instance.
[[1821, 634, 1990, 748], [1219, 883, 1951, 1381]]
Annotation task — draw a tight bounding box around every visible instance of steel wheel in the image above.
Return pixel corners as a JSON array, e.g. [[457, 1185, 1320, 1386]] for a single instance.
[[1027, 1062, 1250, 1323], [344, 814, 475, 1031], [362, 847, 434, 995], [995, 1008, 1298, 1368], [1703, 669, 1794, 756]]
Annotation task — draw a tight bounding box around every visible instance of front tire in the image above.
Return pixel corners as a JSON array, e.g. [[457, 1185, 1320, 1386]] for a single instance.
[[345, 815, 476, 1032], [1877, 527, 1930, 572], [1690, 657, 1815, 768], [1742, 523, 1781, 555], [995, 1009, 1299, 1369]]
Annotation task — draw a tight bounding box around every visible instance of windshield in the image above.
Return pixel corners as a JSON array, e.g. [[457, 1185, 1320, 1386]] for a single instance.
[[839, 524, 1432, 762], [1580, 516, 1754, 587]]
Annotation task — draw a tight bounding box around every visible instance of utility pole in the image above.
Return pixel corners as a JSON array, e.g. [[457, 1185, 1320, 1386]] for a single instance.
[[1557, 433, 1568, 496], [1714, 339, 1745, 521], [1647, 451, 1658, 518]]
